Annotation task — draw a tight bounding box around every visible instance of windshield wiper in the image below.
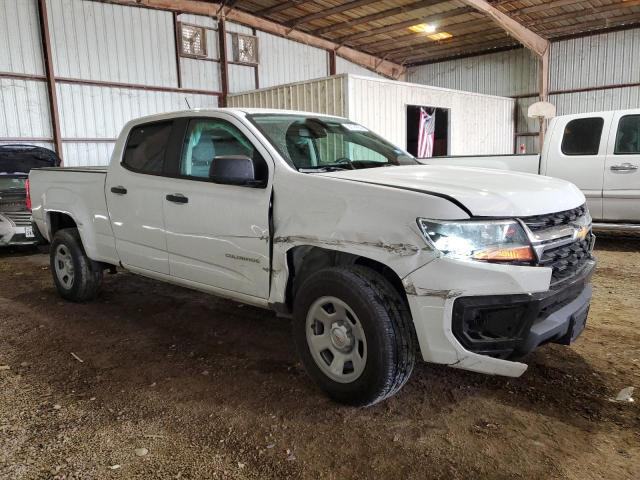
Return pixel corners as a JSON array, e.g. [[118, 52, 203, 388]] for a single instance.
[[298, 166, 349, 173]]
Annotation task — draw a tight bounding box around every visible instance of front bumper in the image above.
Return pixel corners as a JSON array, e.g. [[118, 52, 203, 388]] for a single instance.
[[404, 257, 595, 377]]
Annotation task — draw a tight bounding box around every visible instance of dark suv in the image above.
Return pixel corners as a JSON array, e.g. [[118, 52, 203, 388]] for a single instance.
[[0, 145, 60, 246]]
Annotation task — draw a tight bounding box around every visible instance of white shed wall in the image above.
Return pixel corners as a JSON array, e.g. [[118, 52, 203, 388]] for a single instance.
[[228, 76, 347, 117], [347, 76, 514, 155], [229, 75, 514, 155]]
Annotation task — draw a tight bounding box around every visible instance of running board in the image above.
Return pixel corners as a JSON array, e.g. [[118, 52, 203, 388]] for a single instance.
[[593, 223, 640, 232]]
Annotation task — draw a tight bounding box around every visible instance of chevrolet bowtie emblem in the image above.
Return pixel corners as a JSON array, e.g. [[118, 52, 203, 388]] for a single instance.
[[574, 225, 589, 241]]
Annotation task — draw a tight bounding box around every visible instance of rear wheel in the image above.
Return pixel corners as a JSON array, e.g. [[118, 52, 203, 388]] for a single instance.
[[293, 266, 416, 406], [50, 228, 102, 302]]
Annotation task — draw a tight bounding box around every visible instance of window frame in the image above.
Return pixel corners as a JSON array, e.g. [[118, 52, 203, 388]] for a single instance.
[[613, 114, 640, 156], [178, 22, 208, 60], [560, 117, 605, 156], [174, 117, 268, 188], [121, 119, 178, 177]]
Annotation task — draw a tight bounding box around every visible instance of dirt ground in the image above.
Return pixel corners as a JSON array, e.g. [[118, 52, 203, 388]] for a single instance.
[[1, 236, 638, 480]]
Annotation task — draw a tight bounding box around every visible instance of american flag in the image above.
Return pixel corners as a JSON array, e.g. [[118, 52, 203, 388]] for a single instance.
[[417, 108, 436, 158]]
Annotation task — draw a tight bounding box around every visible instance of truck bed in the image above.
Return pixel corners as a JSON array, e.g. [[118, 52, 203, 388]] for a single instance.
[[29, 167, 115, 264]]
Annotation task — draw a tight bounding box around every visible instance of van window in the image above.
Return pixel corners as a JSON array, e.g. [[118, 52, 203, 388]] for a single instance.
[[561, 117, 604, 156], [122, 121, 173, 174], [614, 115, 640, 154]]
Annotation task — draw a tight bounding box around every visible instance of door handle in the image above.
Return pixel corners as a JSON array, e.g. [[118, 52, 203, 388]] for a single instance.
[[110, 186, 127, 195], [610, 163, 638, 172], [166, 193, 189, 204]]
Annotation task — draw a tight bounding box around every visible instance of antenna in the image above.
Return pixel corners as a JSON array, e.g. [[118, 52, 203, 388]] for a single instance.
[[185, 98, 192, 109]]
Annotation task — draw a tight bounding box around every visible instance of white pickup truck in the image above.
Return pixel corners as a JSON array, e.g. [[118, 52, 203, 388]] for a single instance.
[[426, 108, 640, 228], [30, 109, 596, 406]]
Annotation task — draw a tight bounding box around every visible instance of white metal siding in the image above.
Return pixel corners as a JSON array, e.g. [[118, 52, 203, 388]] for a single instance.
[[228, 64, 255, 93], [178, 13, 221, 92], [0, 0, 44, 75], [228, 76, 348, 116], [550, 29, 640, 91], [62, 142, 114, 167], [347, 76, 514, 155], [56, 83, 217, 166], [335, 56, 385, 79], [550, 29, 640, 115], [179, 14, 217, 29], [0, 78, 52, 138], [407, 48, 538, 97], [551, 87, 640, 116], [47, 0, 178, 87], [256, 31, 328, 88]]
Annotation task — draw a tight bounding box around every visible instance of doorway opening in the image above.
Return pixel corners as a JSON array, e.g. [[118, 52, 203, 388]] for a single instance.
[[406, 105, 449, 157]]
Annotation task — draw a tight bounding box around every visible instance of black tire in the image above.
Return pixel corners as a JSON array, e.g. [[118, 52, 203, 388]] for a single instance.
[[293, 265, 416, 406], [49, 228, 103, 302]]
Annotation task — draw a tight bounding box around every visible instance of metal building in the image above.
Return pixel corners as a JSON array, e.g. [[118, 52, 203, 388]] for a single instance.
[[1, 0, 639, 162]]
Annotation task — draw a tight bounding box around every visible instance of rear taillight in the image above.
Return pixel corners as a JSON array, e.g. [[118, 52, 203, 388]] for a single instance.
[[25, 178, 32, 211]]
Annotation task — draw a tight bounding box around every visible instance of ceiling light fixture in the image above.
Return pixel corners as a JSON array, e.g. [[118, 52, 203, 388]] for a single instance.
[[408, 23, 437, 33], [427, 32, 453, 40]]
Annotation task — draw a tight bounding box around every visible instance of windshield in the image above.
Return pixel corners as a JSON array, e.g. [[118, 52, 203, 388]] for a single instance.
[[248, 114, 417, 171], [0, 177, 26, 191]]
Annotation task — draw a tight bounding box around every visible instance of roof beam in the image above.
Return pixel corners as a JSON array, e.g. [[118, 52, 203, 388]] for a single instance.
[[376, 27, 506, 57], [255, 0, 305, 16], [97, 0, 405, 79], [357, 17, 498, 51], [459, 0, 549, 57], [284, 0, 373, 28], [335, 6, 475, 44], [311, 0, 445, 36], [526, 0, 640, 27]]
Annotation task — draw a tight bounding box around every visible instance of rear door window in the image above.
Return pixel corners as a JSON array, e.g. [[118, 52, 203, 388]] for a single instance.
[[614, 115, 640, 154], [561, 117, 604, 156], [123, 121, 173, 174]]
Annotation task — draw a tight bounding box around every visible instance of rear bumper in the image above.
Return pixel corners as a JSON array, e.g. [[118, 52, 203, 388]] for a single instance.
[[0, 214, 38, 246], [404, 257, 595, 377]]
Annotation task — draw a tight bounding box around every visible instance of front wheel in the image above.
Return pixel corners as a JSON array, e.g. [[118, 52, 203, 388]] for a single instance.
[[50, 228, 103, 302], [293, 266, 416, 406]]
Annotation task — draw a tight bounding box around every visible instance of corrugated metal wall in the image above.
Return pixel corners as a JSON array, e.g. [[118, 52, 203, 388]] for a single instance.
[[407, 28, 640, 154], [335, 56, 384, 79], [0, 0, 342, 166], [179, 14, 221, 92], [229, 75, 514, 155], [0, 0, 52, 147], [407, 48, 538, 97], [256, 30, 329, 88]]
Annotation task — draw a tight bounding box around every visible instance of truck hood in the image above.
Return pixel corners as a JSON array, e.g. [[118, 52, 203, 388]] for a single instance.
[[320, 165, 585, 217]]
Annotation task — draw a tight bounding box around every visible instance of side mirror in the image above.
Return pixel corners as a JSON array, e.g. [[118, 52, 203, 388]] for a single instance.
[[209, 155, 266, 187]]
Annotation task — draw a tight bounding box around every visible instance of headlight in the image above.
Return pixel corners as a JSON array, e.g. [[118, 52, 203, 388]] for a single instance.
[[418, 218, 535, 262]]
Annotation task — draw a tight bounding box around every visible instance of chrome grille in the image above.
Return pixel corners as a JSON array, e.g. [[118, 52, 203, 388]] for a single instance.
[[522, 204, 587, 232], [519, 204, 594, 284], [3, 211, 32, 226], [537, 236, 593, 283]]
